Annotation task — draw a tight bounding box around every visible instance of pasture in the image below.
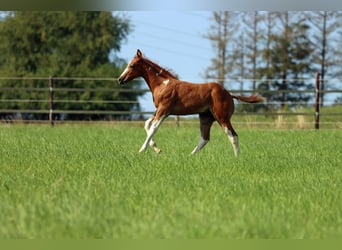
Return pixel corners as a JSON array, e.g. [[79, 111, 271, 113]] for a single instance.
[[0, 123, 342, 238]]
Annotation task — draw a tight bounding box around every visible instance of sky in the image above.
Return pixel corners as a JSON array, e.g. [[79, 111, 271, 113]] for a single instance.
[[115, 11, 341, 112], [115, 11, 215, 112]]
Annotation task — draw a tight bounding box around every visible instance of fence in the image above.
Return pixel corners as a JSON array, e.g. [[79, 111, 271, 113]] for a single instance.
[[0, 75, 341, 129]]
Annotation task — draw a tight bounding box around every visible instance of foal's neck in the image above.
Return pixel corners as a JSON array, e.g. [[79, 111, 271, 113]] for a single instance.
[[141, 61, 168, 92]]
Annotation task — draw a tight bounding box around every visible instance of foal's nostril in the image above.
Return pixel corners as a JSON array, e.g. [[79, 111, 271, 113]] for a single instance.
[[118, 76, 124, 85]]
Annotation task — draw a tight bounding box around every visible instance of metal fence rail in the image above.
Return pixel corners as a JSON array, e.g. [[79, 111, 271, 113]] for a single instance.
[[0, 75, 341, 129]]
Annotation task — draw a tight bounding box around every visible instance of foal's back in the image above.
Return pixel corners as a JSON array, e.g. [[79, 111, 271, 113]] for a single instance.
[[164, 80, 232, 116]]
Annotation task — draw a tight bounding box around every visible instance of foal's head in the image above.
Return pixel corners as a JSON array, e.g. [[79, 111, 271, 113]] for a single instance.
[[118, 49, 178, 85], [118, 49, 144, 85]]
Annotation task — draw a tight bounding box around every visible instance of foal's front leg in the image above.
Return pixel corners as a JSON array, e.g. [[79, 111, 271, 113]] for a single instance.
[[139, 115, 166, 153], [144, 116, 161, 153]]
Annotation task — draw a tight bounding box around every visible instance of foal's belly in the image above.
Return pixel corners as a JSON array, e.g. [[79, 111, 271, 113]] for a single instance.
[[171, 103, 210, 115]]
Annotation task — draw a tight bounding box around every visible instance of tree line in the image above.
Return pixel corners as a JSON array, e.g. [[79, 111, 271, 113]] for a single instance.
[[204, 11, 342, 109], [0, 11, 142, 121]]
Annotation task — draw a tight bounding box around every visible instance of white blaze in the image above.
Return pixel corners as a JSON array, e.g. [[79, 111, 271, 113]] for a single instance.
[[119, 64, 130, 80]]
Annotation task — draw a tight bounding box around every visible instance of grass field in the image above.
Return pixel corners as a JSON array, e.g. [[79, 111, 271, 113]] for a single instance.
[[0, 123, 342, 238]]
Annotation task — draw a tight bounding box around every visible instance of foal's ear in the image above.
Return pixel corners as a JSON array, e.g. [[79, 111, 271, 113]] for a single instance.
[[137, 49, 142, 57]]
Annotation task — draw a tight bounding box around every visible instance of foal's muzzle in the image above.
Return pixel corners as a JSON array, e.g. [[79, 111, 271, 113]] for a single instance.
[[118, 76, 126, 85]]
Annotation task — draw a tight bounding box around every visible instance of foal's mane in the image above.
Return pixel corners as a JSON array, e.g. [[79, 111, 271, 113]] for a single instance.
[[142, 56, 179, 80]]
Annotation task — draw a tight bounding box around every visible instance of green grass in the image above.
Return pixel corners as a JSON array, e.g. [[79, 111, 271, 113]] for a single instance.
[[0, 124, 342, 238], [231, 104, 342, 129]]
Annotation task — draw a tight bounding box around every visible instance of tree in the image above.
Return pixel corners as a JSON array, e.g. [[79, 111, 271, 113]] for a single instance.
[[230, 11, 265, 112], [305, 11, 341, 106], [306, 11, 341, 107], [0, 11, 141, 120], [259, 12, 313, 109], [204, 11, 239, 86], [242, 11, 263, 91], [231, 33, 246, 93]]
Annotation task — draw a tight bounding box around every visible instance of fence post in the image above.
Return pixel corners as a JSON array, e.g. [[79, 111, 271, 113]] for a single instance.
[[49, 76, 54, 127], [315, 72, 320, 130]]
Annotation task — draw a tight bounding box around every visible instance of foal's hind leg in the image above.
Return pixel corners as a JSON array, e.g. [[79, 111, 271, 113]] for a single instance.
[[212, 110, 239, 156], [191, 112, 215, 154], [210, 90, 239, 157], [223, 122, 240, 157], [144, 116, 161, 153]]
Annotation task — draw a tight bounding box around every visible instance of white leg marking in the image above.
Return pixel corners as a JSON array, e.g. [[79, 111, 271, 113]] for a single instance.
[[144, 117, 153, 131], [144, 117, 161, 153], [191, 136, 209, 155], [224, 127, 240, 157], [150, 141, 161, 154], [139, 115, 166, 153]]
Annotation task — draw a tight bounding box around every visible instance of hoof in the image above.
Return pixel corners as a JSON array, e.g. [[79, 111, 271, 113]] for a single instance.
[[154, 148, 161, 154], [139, 147, 147, 153]]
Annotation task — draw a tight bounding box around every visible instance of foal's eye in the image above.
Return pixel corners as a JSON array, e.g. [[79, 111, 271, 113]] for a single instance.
[[129, 63, 135, 68]]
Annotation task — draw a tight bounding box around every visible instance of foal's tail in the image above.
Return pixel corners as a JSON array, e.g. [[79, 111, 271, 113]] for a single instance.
[[231, 93, 265, 103], [230, 93, 265, 103]]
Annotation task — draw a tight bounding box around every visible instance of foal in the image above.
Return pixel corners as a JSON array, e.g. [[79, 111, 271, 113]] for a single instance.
[[118, 49, 263, 156]]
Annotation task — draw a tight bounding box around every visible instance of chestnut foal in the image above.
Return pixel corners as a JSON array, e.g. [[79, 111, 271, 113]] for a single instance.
[[118, 50, 263, 156]]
